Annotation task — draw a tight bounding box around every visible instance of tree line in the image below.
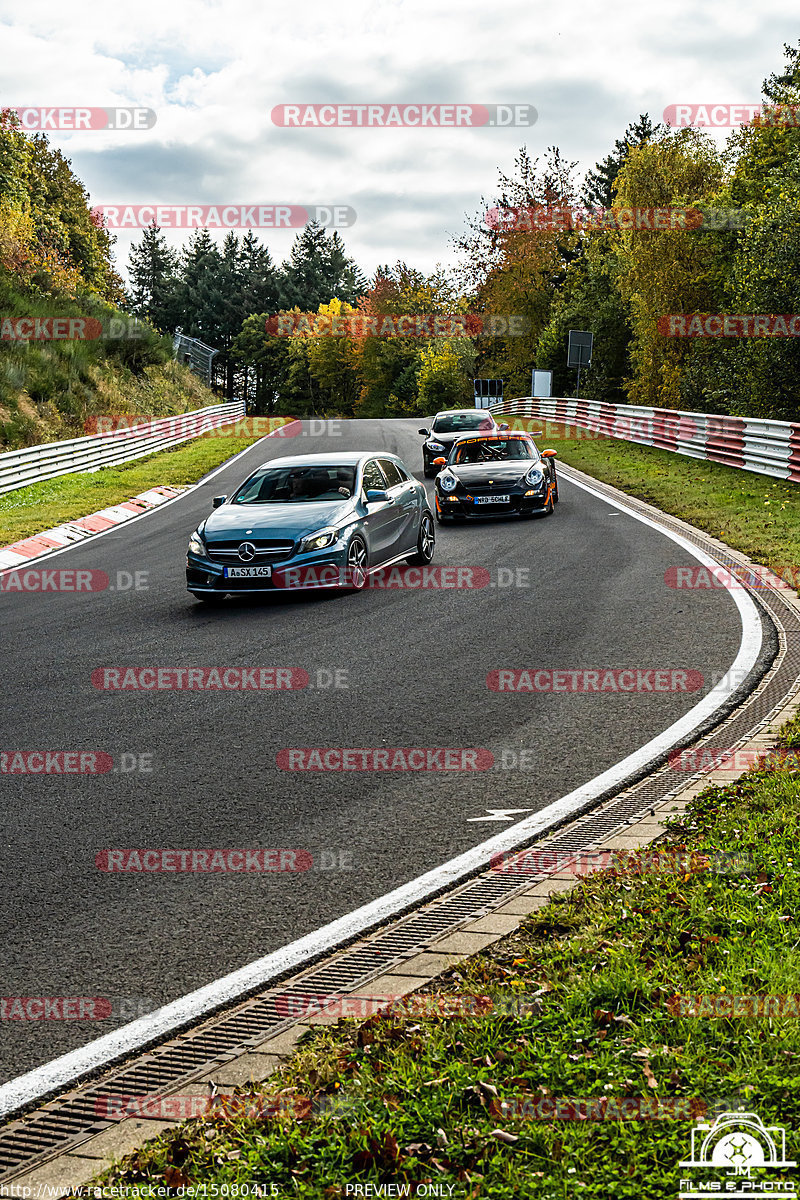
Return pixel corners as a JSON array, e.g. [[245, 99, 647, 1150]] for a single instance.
[[4, 37, 800, 426]]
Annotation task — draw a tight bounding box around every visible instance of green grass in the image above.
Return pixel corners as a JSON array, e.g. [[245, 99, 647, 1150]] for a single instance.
[[92, 718, 800, 1198], [0, 269, 215, 450], [0, 420, 289, 544], [504, 419, 800, 589]]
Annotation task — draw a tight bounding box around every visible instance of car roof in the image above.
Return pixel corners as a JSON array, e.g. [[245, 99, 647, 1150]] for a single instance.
[[254, 451, 401, 470], [434, 409, 496, 417]]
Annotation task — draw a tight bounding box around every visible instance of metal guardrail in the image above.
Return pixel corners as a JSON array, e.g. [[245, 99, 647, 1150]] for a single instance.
[[492, 396, 800, 483], [0, 401, 246, 497]]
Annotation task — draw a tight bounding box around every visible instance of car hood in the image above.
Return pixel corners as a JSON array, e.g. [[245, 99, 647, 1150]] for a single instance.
[[203, 500, 356, 540], [449, 461, 538, 486]]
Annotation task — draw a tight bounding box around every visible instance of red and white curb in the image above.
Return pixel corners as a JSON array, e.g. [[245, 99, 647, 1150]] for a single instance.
[[0, 486, 187, 572]]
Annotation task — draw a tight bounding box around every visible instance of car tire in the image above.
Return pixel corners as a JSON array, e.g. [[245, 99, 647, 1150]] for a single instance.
[[345, 535, 369, 590], [423, 463, 435, 479], [407, 511, 435, 564], [553, 472, 559, 503]]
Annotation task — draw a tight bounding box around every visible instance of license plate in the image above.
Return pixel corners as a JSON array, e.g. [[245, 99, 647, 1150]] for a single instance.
[[223, 565, 272, 578], [475, 495, 510, 505]]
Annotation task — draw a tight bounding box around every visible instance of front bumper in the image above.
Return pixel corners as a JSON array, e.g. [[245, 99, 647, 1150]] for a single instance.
[[435, 486, 550, 518], [186, 541, 355, 593]]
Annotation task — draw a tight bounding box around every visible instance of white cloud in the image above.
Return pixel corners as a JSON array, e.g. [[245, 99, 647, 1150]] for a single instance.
[[1, 0, 797, 279]]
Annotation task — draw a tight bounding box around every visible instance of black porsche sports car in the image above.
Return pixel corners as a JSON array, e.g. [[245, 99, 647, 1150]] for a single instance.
[[419, 408, 509, 477], [432, 432, 558, 522]]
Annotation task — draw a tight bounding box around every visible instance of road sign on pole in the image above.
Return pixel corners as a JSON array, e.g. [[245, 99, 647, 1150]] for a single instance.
[[567, 330, 593, 398]]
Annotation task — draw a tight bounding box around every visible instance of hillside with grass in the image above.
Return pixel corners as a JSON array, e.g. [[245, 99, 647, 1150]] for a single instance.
[[0, 108, 218, 451]]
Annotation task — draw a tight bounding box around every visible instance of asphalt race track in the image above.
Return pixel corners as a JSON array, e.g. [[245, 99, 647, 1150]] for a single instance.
[[0, 418, 745, 1080]]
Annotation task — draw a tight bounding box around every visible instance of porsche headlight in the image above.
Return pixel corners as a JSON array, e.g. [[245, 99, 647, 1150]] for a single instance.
[[188, 530, 206, 555], [439, 471, 458, 493], [300, 527, 339, 553], [525, 466, 545, 487], [427, 440, 446, 452]]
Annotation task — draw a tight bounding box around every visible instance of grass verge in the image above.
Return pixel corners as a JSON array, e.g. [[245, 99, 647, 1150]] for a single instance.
[[506, 419, 800, 591], [0, 420, 291, 544], [91, 717, 800, 1198]]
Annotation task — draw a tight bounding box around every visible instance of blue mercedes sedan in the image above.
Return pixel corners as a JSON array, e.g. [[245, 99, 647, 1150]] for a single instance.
[[186, 452, 435, 602]]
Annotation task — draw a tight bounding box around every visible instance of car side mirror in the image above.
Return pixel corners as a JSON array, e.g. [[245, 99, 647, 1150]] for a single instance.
[[499, 422, 509, 430], [365, 488, 390, 503], [540, 449, 557, 459], [418, 428, 430, 436], [432, 457, 447, 468], [212, 495, 227, 508]]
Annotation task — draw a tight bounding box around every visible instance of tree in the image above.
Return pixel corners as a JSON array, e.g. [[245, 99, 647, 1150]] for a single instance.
[[127, 225, 181, 331], [582, 114, 664, 209], [416, 341, 475, 412], [176, 229, 224, 359], [280, 223, 366, 310], [679, 41, 800, 419], [536, 236, 631, 401], [231, 312, 291, 414], [611, 129, 725, 407], [456, 147, 581, 396]]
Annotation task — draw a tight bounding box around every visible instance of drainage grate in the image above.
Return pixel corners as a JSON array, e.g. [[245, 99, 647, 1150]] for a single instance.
[[2, 466, 798, 1181]]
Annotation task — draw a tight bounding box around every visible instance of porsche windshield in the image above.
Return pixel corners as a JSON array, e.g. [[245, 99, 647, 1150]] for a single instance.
[[450, 438, 537, 464], [232, 464, 357, 504]]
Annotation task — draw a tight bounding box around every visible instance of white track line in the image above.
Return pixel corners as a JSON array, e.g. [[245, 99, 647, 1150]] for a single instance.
[[0, 468, 763, 1118]]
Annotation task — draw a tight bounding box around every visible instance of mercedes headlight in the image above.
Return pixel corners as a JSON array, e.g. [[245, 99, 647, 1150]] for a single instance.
[[439, 471, 458, 493], [188, 529, 206, 555], [427, 440, 446, 452], [300, 527, 339, 553]]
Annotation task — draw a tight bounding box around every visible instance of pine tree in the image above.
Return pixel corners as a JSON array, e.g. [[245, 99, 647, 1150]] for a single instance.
[[127, 225, 180, 331], [280, 223, 367, 309], [177, 229, 224, 346], [582, 114, 664, 209]]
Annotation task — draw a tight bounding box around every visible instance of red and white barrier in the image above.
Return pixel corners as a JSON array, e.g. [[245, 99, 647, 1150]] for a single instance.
[[493, 397, 800, 482]]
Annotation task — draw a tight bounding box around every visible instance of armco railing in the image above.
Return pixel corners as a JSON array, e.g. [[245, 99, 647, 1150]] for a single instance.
[[491, 396, 800, 483], [0, 401, 246, 497]]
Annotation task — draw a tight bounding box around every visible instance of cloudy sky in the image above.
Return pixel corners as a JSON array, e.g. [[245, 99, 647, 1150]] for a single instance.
[[2, 0, 798, 282]]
